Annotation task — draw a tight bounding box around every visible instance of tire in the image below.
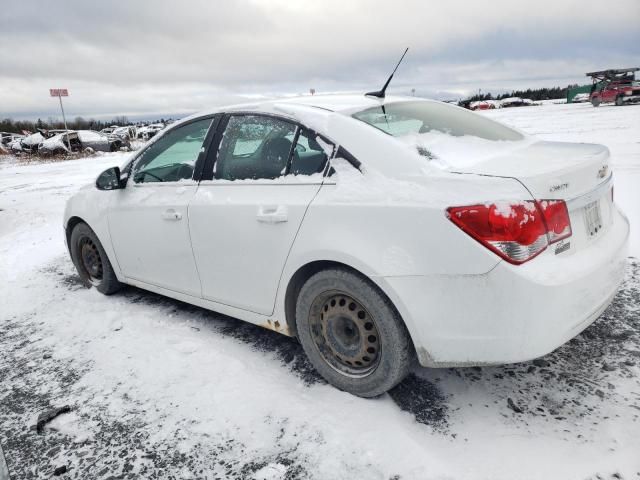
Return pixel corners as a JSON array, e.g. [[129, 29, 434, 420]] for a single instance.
[[295, 268, 413, 397], [615, 96, 624, 106], [591, 96, 601, 107], [70, 222, 122, 295]]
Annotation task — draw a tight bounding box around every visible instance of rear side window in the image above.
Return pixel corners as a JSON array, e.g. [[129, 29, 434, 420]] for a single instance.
[[352, 100, 523, 141], [215, 116, 296, 180], [289, 128, 332, 176], [214, 115, 332, 180]]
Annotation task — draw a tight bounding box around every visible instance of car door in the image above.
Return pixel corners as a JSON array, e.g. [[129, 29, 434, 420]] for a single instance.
[[189, 113, 333, 315], [108, 116, 217, 297]]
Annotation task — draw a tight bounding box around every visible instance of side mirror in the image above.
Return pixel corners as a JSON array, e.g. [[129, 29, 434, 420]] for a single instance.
[[96, 166, 125, 190]]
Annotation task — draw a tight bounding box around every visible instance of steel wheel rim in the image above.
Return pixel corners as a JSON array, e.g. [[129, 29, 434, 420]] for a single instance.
[[308, 291, 381, 378], [78, 236, 103, 285]]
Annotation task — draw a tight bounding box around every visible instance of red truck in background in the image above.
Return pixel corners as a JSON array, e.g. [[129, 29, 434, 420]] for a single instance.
[[587, 67, 640, 107]]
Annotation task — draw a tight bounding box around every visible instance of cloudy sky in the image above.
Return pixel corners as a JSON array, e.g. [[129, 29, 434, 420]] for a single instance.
[[1, 0, 639, 121]]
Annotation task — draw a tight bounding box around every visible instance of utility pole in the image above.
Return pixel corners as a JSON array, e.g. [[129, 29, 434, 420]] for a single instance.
[[50, 88, 71, 150]]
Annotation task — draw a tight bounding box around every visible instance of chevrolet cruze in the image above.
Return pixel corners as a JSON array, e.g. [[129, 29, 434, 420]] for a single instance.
[[64, 95, 629, 397]]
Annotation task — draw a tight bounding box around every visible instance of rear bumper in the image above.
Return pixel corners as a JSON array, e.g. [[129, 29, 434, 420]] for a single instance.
[[380, 206, 630, 367]]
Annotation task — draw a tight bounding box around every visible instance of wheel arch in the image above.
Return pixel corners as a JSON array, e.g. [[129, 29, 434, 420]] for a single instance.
[[283, 260, 418, 359], [65, 214, 124, 282], [65, 215, 87, 253]]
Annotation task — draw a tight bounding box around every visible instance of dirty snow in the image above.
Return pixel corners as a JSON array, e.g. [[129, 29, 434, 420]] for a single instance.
[[1, 102, 639, 480]]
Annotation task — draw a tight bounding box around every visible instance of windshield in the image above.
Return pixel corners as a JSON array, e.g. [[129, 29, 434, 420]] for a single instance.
[[352, 100, 524, 141]]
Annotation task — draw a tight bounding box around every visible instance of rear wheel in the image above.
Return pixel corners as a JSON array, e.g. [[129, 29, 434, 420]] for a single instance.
[[615, 96, 624, 106], [70, 222, 122, 295], [591, 96, 601, 107], [295, 268, 413, 397]]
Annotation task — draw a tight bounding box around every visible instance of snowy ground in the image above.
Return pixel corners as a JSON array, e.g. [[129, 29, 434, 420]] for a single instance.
[[1, 103, 639, 480]]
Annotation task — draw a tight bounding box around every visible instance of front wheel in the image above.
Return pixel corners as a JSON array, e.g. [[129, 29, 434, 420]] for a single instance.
[[69, 222, 122, 295], [591, 96, 601, 107], [295, 268, 413, 397]]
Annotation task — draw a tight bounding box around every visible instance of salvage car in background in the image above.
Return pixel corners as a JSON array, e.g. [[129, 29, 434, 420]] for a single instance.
[[136, 123, 165, 140], [1, 131, 22, 145], [17, 131, 45, 153], [39, 130, 128, 155], [64, 95, 629, 397], [111, 126, 136, 142]]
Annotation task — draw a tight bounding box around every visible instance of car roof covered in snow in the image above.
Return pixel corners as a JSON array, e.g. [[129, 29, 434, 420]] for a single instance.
[[260, 94, 417, 113], [182, 94, 419, 121], [144, 95, 439, 177]]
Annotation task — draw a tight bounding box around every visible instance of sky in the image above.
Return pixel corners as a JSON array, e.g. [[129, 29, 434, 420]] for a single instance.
[[1, 0, 639, 121]]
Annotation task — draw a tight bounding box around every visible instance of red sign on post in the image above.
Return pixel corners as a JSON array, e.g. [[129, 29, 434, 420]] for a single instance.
[[49, 88, 69, 97]]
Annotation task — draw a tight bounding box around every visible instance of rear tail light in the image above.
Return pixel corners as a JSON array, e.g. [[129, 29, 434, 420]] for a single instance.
[[447, 199, 572, 265], [538, 200, 571, 243]]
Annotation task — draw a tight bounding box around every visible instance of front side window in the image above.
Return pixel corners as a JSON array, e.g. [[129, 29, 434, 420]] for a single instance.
[[352, 100, 523, 141], [132, 118, 212, 183], [215, 115, 297, 180]]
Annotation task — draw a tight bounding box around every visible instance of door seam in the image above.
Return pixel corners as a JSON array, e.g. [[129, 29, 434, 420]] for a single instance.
[[269, 181, 324, 316]]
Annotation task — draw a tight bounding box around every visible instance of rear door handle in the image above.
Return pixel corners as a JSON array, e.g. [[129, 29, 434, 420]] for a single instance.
[[162, 209, 183, 221], [256, 205, 288, 224]]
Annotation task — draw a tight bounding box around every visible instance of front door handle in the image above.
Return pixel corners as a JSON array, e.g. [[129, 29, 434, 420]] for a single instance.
[[162, 209, 183, 221], [256, 205, 288, 224]]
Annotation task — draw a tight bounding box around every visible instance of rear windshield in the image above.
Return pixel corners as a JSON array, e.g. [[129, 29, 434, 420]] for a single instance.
[[352, 100, 524, 141]]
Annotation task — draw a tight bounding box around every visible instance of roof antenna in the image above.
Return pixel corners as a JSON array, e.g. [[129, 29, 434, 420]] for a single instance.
[[365, 47, 409, 99]]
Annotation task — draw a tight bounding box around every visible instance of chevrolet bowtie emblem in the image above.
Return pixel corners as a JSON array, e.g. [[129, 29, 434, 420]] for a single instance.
[[597, 165, 608, 179]]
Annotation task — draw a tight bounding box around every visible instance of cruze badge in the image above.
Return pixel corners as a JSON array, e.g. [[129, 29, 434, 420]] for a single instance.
[[597, 165, 608, 179]]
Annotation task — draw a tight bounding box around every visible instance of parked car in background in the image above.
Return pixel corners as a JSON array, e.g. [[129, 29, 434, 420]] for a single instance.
[[100, 126, 119, 135], [588, 67, 640, 107], [18, 131, 46, 153], [468, 100, 498, 110], [1, 132, 16, 145], [136, 123, 165, 140], [571, 93, 590, 103], [1, 131, 24, 146], [64, 95, 629, 397], [112, 126, 136, 142], [38, 130, 127, 155], [499, 97, 534, 108], [5, 134, 25, 153]]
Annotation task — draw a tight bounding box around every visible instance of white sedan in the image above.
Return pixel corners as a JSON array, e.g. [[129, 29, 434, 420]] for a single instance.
[[64, 95, 629, 397]]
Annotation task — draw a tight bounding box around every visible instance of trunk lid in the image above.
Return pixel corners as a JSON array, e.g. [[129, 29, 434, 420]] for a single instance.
[[448, 140, 614, 256], [451, 140, 611, 200]]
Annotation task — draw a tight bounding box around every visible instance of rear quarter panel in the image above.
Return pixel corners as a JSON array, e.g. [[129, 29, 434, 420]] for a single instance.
[[274, 168, 534, 341]]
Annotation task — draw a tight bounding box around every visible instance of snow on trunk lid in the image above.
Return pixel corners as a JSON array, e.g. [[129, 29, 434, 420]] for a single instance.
[[450, 140, 611, 202]]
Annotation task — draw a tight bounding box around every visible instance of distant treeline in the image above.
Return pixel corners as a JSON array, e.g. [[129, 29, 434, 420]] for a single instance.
[[0, 115, 171, 134], [463, 85, 580, 103], [2, 86, 580, 132]]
